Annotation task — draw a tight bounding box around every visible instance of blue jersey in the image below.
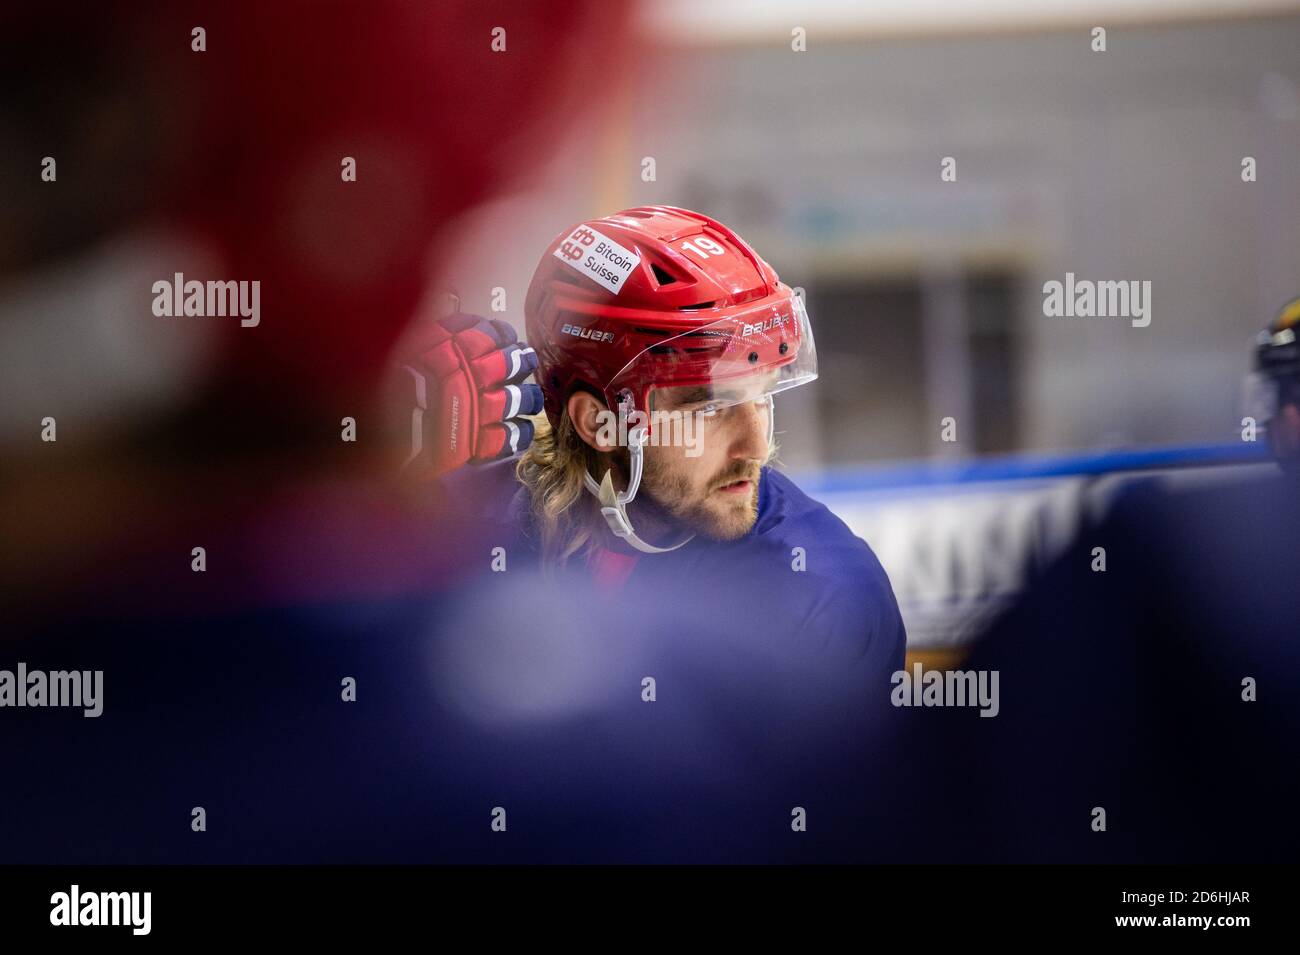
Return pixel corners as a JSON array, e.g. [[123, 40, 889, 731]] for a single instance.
[[438, 457, 906, 679], [421, 459, 908, 860], [5, 463, 907, 864]]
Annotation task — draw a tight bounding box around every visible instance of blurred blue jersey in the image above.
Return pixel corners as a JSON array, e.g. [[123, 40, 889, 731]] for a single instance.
[[870, 469, 1300, 863], [4, 463, 906, 863]]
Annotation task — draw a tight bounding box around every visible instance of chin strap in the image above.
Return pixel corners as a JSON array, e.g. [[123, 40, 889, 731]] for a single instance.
[[582, 424, 694, 555], [581, 394, 775, 555]]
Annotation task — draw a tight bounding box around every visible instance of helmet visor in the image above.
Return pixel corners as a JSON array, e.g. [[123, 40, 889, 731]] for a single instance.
[[605, 292, 818, 416]]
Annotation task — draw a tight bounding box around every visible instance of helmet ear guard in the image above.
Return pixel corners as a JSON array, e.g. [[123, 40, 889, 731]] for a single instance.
[[581, 392, 694, 555], [585, 451, 693, 555]]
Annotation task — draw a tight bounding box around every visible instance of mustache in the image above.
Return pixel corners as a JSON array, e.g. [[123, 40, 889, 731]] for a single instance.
[[711, 465, 762, 490]]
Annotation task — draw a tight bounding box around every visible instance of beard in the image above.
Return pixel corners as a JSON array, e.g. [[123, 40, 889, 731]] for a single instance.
[[639, 455, 762, 541]]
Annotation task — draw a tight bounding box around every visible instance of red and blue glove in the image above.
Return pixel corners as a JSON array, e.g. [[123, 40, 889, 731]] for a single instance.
[[397, 313, 542, 478]]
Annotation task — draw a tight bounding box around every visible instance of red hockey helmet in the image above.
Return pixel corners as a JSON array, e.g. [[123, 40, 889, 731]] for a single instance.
[[524, 206, 817, 431]]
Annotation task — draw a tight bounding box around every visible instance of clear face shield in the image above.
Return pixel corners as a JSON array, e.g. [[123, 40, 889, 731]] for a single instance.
[[583, 293, 818, 554]]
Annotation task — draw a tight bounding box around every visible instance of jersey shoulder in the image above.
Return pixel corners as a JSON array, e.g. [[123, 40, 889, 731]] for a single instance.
[[433, 455, 527, 517], [752, 467, 906, 666], [430, 455, 536, 555], [756, 467, 875, 557]]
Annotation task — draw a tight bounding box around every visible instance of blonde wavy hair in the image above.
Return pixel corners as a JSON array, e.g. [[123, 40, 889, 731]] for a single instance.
[[515, 407, 608, 569]]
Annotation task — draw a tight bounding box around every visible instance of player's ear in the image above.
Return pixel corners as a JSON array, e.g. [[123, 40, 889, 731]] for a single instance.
[[567, 391, 614, 452]]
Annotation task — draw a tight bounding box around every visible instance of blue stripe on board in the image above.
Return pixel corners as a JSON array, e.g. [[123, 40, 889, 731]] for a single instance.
[[792, 442, 1272, 494]]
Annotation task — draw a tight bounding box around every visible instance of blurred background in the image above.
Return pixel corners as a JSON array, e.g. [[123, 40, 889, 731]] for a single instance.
[[447, 2, 1300, 461], [4, 0, 1299, 644], [436, 1, 1300, 656], [2, 0, 1297, 866]]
